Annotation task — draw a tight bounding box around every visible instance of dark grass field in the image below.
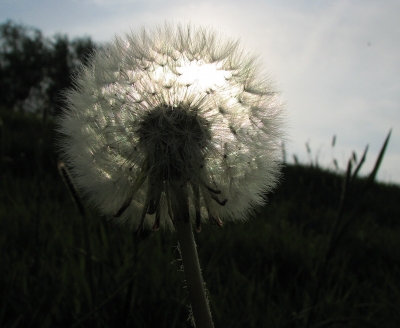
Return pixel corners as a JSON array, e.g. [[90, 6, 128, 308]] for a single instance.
[[1, 108, 400, 327]]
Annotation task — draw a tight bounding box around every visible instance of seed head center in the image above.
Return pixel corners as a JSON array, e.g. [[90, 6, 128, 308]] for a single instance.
[[138, 105, 210, 181]]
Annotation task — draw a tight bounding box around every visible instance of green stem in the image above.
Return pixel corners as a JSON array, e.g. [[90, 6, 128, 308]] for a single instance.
[[175, 217, 214, 328]]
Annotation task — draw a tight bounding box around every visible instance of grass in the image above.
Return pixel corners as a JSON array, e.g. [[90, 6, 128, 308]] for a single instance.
[[1, 108, 400, 327]]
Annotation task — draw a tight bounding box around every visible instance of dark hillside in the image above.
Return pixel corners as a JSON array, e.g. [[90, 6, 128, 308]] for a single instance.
[[1, 109, 400, 327]]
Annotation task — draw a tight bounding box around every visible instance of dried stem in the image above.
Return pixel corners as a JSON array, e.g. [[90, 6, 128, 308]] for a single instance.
[[172, 186, 214, 328]]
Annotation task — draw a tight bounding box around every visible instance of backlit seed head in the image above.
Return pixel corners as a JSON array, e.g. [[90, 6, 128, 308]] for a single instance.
[[58, 23, 286, 231]]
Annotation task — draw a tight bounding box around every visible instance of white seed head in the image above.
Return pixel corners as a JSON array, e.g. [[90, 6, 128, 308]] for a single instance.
[[58, 23, 286, 231]]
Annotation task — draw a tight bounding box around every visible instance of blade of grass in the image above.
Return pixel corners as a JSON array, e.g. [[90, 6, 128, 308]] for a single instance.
[[305, 159, 352, 327], [352, 145, 368, 180], [367, 129, 392, 184]]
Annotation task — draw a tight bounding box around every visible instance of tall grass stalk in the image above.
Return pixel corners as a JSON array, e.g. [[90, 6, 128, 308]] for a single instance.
[[58, 161, 95, 309], [305, 129, 392, 327]]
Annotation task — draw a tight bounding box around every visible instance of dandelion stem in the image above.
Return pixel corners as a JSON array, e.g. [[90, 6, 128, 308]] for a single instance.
[[173, 191, 213, 328]]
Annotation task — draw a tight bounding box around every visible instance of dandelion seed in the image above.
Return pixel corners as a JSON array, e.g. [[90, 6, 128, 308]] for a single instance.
[[58, 23, 285, 232], [58, 23, 286, 328]]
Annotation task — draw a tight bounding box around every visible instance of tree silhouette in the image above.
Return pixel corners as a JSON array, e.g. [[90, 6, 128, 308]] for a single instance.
[[0, 20, 48, 111], [0, 20, 97, 115]]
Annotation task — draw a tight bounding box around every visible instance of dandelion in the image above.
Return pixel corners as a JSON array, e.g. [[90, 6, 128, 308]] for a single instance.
[[58, 23, 285, 327], [59, 24, 284, 231]]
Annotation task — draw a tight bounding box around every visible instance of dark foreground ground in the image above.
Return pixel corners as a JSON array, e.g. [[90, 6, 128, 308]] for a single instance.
[[1, 109, 399, 327]]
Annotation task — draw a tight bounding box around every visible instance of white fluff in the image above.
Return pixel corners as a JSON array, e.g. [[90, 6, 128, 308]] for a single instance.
[[58, 23, 286, 231]]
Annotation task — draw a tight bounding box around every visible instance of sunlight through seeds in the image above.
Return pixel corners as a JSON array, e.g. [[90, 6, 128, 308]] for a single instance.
[[58, 23, 285, 232]]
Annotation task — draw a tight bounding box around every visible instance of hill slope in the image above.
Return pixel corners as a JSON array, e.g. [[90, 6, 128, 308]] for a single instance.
[[1, 109, 400, 327]]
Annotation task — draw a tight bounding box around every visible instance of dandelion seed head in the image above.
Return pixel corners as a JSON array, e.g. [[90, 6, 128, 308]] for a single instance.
[[58, 23, 286, 230]]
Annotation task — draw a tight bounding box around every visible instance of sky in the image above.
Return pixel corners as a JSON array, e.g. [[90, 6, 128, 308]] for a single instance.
[[1, 0, 400, 184]]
